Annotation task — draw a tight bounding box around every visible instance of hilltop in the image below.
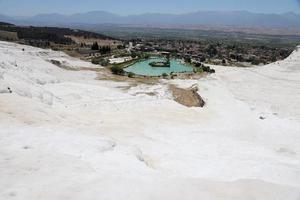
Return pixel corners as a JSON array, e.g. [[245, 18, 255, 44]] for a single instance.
[[0, 22, 116, 46]]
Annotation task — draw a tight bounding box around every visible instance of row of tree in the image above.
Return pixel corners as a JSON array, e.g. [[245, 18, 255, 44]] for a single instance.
[[91, 42, 111, 54]]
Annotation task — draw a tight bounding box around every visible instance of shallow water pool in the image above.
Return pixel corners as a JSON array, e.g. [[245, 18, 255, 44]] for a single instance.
[[124, 58, 193, 76]]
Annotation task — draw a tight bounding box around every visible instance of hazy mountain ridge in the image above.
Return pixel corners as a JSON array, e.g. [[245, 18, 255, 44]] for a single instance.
[[1, 10, 300, 28]]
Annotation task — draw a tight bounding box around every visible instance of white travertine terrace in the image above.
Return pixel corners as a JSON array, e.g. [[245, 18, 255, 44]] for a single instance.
[[0, 41, 299, 200]]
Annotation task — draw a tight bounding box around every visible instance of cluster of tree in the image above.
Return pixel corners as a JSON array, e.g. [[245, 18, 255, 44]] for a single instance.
[[91, 42, 111, 54], [0, 25, 70, 45], [194, 62, 215, 73], [91, 42, 99, 50], [100, 46, 111, 54], [91, 57, 109, 66], [117, 44, 125, 49], [205, 44, 218, 58], [131, 51, 150, 59], [0, 23, 114, 46]]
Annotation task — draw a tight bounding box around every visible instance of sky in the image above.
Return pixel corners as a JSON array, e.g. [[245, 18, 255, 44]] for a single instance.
[[0, 0, 299, 16]]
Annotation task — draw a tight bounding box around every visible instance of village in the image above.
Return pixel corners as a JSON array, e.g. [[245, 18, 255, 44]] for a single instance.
[[74, 37, 294, 69], [0, 22, 294, 72]]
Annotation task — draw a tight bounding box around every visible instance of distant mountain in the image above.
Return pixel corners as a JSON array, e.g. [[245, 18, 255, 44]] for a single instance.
[[29, 11, 121, 24], [30, 13, 69, 23], [0, 22, 14, 26], [2, 10, 300, 28], [0, 14, 12, 23]]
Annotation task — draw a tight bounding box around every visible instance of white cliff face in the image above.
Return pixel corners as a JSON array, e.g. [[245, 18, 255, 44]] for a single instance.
[[0, 41, 300, 200]]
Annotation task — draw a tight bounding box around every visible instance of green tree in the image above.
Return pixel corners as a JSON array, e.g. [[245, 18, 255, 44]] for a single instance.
[[111, 65, 124, 75], [185, 57, 192, 63], [100, 46, 111, 54], [206, 44, 218, 58], [91, 42, 99, 50]]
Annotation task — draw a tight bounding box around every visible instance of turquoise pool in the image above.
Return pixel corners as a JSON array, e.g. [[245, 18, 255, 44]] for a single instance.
[[124, 58, 193, 76]]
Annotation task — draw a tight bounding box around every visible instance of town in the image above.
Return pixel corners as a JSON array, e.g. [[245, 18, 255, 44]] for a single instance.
[[0, 22, 296, 78]]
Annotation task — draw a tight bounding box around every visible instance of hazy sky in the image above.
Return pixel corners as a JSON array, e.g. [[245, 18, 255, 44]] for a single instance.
[[0, 0, 300, 16]]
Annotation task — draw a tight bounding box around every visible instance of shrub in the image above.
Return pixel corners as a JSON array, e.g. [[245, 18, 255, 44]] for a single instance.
[[99, 59, 109, 66], [195, 62, 202, 67], [110, 65, 124, 75], [144, 53, 150, 59], [162, 73, 168, 78], [91, 58, 100, 64], [210, 69, 216, 73], [194, 68, 204, 73], [128, 72, 135, 78], [131, 52, 138, 58], [251, 59, 260, 65], [202, 65, 211, 72]]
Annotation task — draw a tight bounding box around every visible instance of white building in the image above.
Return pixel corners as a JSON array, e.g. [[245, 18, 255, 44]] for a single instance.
[[109, 56, 133, 64]]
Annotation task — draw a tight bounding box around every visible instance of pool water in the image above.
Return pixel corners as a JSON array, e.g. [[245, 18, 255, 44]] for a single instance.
[[124, 58, 193, 76]]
